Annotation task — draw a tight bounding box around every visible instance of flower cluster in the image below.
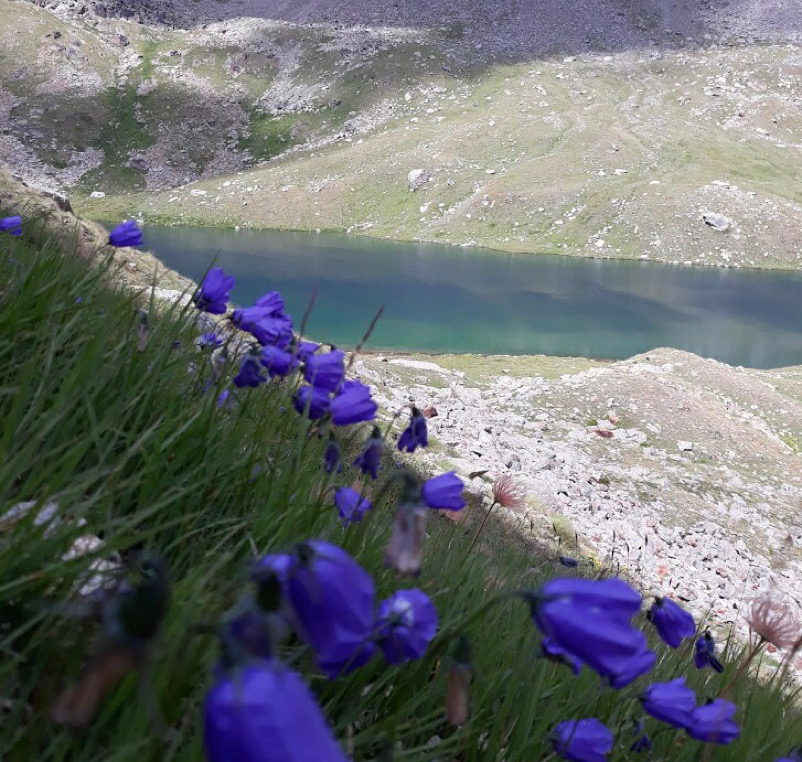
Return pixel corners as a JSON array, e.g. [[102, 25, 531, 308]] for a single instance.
[[205, 541, 439, 759], [526, 577, 745, 760]]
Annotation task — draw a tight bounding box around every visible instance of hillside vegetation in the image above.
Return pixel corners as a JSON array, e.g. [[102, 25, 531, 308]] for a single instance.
[[1, 0, 801, 267]]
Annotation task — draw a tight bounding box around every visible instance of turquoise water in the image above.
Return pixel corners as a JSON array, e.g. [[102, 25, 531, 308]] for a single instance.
[[144, 226, 802, 368]]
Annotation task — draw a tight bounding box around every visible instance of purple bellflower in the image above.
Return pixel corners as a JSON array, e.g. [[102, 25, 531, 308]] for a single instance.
[[304, 349, 346, 393], [256, 541, 376, 679], [334, 487, 372, 526], [254, 290, 285, 314], [398, 406, 428, 452], [648, 597, 696, 648], [694, 631, 724, 672], [234, 351, 266, 388], [640, 678, 696, 728], [353, 426, 383, 479], [538, 578, 643, 620], [608, 647, 657, 689], [324, 436, 342, 474], [421, 471, 466, 511], [260, 344, 299, 378], [551, 719, 614, 762], [231, 305, 274, 331], [194, 267, 236, 314], [198, 332, 224, 350], [108, 219, 142, 247], [541, 636, 582, 675], [0, 215, 22, 236], [204, 661, 348, 762], [375, 589, 438, 664], [296, 340, 320, 362], [330, 380, 377, 425], [293, 385, 331, 420], [686, 699, 740, 745], [251, 314, 293, 348]]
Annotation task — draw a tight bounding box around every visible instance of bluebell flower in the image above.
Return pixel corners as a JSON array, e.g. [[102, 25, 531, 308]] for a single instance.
[[251, 314, 293, 348], [256, 541, 376, 679], [694, 631, 723, 672], [608, 646, 657, 688], [234, 352, 266, 388], [630, 721, 653, 754], [648, 597, 696, 648], [398, 406, 428, 452], [198, 332, 223, 350], [641, 678, 696, 728], [538, 577, 643, 621], [254, 290, 285, 314], [108, 219, 142, 247], [536, 601, 652, 684], [334, 487, 372, 525], [297, 340, 320, 362], [551, 719, 614, 762], [293, 385, 331, 419], [231, 305, 275, 331], [204, 661, 348, 762], [330, 380, 377, 425], [421, 471, 465, 510], [0, 215, 22, 236], [194, 267, 236, 314], [304, 349, 346, 392], [686, 699, 740, 745], [541, 636, 582, 674], [353, 426, 383, 479], [324, 436, 342, 474], [260, 344, 299, 378], [217, 389, 233, 408], [375, 589, 438, 664]]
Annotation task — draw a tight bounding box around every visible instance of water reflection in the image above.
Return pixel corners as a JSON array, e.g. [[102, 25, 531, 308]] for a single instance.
[[143, 226, 802, 368]]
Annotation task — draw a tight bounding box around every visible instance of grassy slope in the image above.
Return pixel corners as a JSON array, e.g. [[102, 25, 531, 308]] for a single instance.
[[81, 44, 802, 269], [1, 219, 801, 761]]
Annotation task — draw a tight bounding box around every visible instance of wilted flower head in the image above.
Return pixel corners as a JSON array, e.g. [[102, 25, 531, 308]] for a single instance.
[[385, 502, 427, 577], [0, 215, 22, 236], [194, 267, 236, 314], [492, 474, 526, 509], [255, 541, 375, 679], [108, 219, 142, 247], [648, 597, 696, 649], [330, 380, 377, 425], [747, 596, 801, 649], [446, 637, 472, 727], [686, 699, 740, 745], [551, 719, 614, 762], [694, 631, 723, 672], [375, 589, 438, 664], [630, 721, 652, 754], [334, 487, 372, 526], [204, 661, 348, 762], [421, 471, 466, 511], [353, 426, 383, 479], [398, 406, 428, 452], [640, 678, 695, 729]]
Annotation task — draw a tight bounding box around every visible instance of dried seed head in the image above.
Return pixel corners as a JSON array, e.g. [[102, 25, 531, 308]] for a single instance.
[[747, 596, 801, 650], [492, 475, 526, 510]]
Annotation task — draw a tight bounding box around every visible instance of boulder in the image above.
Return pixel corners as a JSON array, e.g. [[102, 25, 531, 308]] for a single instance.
[[408, 168, 430, 191]]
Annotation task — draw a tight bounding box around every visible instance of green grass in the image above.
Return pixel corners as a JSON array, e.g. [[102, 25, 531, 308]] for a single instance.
[[0, 224, 801, 761]]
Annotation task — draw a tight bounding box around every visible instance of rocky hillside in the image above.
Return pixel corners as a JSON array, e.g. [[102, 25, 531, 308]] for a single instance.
[[2, 0, 801, 267], [357, 348, 802, 673]]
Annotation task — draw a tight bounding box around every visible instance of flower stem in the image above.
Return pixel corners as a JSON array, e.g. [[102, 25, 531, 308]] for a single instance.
[[465, 499, 498, 557], [719, 637, 766, 698]]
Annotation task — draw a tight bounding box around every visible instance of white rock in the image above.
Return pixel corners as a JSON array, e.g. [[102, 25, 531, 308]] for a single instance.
[[677, 440, 695, 452]]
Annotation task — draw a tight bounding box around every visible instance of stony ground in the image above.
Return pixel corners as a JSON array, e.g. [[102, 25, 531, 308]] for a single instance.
[[3, 0, 802, 268], [357, 348, 802, 672]]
